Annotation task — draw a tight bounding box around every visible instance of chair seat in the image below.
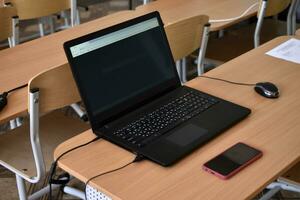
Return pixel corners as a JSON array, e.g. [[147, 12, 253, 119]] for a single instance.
[[0, 110, 89, 177], [206, 19, 287, 62]]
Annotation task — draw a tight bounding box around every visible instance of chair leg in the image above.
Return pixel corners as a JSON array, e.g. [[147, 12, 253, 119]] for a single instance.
[[48, 16, 55, 34], [61, 11, 70, 27], [63, 186, 85, 199], [70, 103, 88, 121], [16, 174, 28, 200], [258, 186, 281, 200], [12, 16, 19, 46], [16, 117, 23, 127], [292, 0, 300, 34], [197, 24, 210, 76], [218, 29, 224, 38], [288, 0, 297, 35], [71, 0, 77, 27], [76, 9, 81, 25], [175, 60, 183, 83], [9, 119, 18, 129], [181, 57, 187, 83], [254, 0, 267, 48], [38, 18, 45, 37], [28, 183, 60, 200]]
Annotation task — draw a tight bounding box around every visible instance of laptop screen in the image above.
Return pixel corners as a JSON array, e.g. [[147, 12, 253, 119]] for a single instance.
[[64, 12, 180, 128]]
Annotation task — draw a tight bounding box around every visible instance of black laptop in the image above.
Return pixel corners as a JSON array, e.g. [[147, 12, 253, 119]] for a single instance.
[[63, 12, 251, 166]]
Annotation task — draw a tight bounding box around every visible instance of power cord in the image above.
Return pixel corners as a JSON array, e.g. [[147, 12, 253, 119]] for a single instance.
[[209, 3, 258, 23], [48, 136, 101, 200], [0, 84, 28, 111], [200, 75, 255, 86], [84, 154, 144, 200]]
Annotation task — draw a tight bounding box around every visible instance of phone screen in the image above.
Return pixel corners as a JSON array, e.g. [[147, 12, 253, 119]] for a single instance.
[[204, 143, 262, 177]]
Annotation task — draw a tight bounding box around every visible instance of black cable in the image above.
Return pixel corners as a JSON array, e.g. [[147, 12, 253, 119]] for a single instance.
[[200, 75, 256, 86], [84, 154, 144, 199], [7, 84, 28, 94], [0, 84, 28, 112], [48, 136, 101, 200]]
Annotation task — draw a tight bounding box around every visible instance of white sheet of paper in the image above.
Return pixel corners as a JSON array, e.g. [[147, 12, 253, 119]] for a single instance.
[[266, 38, 300, 64]]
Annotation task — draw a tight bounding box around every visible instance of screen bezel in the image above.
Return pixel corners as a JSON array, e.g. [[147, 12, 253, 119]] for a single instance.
[[64, 11, 181, 130]]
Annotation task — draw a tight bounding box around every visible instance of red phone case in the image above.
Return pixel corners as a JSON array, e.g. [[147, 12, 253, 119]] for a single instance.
[[202, 143, 263, 180]]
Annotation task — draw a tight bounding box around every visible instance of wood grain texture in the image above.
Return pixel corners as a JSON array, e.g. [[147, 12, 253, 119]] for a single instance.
[[0, 6, 16, 41], [0, 10, 139, 123], [165, 15, 208, 61], [0, 0, 259, 123], [0, 88, 27, 124], [136, 0, 258, 31], [55, 36, 300, 200], [29, 63, 80, 114], [10, 0, 70, 20]]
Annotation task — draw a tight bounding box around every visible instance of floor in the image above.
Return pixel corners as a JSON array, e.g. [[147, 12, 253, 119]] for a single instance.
[[0, 1, 299, 199]]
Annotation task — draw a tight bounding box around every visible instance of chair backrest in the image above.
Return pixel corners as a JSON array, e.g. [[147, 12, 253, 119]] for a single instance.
[[0, 6, 16, 41], [10, 0, 71, 20], [164, 15, 209, 61], [28, 63, 80, 114], [258, 0, 291, 18]]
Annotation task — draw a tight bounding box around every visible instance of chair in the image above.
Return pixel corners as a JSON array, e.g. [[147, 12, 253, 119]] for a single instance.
[[206, 0, 295, 63], [0, 5, 18, 47], [9, 0, 78, 39], [0, 64, 89, 200], [296, 28, 300, 36], [255, 0, 291, 47], [164, 15, 210, 82]]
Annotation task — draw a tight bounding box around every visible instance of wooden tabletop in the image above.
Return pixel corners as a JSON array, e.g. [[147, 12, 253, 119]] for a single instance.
[[0, 10, 140, 123], [136, 0, 258, 31], [54, 36, 300, 200]]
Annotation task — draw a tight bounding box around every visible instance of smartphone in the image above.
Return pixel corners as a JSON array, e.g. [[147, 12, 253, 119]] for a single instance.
[[203, 142, 262, 179]]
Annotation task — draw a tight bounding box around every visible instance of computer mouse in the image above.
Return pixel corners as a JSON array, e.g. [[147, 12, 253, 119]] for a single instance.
[[254, 82, 279, 98]]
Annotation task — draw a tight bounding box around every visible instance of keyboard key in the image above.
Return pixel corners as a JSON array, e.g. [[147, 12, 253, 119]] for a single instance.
[[112, 90, 219, 147]]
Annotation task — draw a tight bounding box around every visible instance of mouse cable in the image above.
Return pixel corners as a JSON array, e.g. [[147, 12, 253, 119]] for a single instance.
[[0, 83, 28, 101], [209, 2, 258, 23], [0, 84, 28, 112], [200, 75, 256, 86], [84, 154, 144, 200], [48, 136, 101, 200], [6, 84, 28, 94]]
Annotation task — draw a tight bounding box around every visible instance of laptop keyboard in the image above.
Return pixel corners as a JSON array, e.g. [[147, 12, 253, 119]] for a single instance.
[[112, 90, 219, 147]]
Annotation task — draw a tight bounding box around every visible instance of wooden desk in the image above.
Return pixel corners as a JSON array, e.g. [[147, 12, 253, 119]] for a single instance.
[[0, 0, 258, 123], [0, 10, 141, 123], [54, 36, 300, 200], [136, 0, 258, 31]]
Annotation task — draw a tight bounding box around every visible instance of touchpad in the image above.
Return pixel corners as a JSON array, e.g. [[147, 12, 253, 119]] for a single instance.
[[166, 124, 208, 147]]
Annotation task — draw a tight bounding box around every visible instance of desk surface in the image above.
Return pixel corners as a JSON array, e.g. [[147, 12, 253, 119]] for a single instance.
[[55, 36, 300, 200], [136, 0, 258, 31], [0, 0, 258, 123], [0, 10, 140, 123]]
